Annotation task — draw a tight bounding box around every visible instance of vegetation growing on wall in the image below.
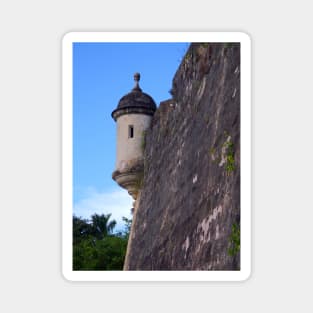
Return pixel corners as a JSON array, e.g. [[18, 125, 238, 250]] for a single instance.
[[223, 136, 236, 174], [228, 222, 240, 256], [226, 141, 235, 173]]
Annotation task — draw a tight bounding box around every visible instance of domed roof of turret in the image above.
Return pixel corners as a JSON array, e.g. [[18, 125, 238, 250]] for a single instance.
[[112, 73, 157, 121]]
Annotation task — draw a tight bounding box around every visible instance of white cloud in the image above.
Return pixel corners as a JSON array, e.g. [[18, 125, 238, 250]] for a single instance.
[[73, 187, 133, 232]]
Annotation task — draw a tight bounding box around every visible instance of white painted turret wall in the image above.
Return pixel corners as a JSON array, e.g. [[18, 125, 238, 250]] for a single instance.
[[115, 113, 152, 172]]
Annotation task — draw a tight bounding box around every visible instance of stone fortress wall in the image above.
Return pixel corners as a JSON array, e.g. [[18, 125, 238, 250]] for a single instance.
[[124, 43, 241, 270]]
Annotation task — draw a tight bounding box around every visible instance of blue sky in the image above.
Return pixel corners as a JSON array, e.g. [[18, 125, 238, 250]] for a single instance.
[[73, 42, 189, 230]]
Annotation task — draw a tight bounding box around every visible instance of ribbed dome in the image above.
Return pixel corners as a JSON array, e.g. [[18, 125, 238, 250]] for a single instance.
[[117, 90, 157, 110], [111, 73, 157, 121]]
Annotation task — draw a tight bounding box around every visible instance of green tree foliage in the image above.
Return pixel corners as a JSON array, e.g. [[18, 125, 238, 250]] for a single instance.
[[89, 213, 116, 239], [73, 213, 131, 271], [121, 216, 132, 239]]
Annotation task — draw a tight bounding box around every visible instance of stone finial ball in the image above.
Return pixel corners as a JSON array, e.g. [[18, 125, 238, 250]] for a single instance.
[[134, 72, 140, 82]]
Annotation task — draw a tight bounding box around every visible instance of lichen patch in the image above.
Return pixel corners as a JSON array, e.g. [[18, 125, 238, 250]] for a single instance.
[[232, 88, 237, 98], [193, 174, 198, 184], [196, 205, 223, 243], [182, 236, 190, 259], [219, 136, 231, 167]]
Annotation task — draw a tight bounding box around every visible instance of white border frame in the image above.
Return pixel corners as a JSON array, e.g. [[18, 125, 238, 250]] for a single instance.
[[62, 32, 251, 281]]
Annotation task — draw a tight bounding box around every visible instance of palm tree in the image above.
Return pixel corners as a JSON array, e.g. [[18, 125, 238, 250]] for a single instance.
[[89, 213, 116, 239]]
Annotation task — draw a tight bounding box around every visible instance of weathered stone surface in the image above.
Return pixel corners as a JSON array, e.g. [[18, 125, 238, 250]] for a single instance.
[[124, 43, 240, 270]]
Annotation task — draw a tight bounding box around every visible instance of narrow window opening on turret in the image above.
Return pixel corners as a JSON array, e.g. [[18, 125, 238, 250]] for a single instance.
[[128, 125, 134, 138]]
